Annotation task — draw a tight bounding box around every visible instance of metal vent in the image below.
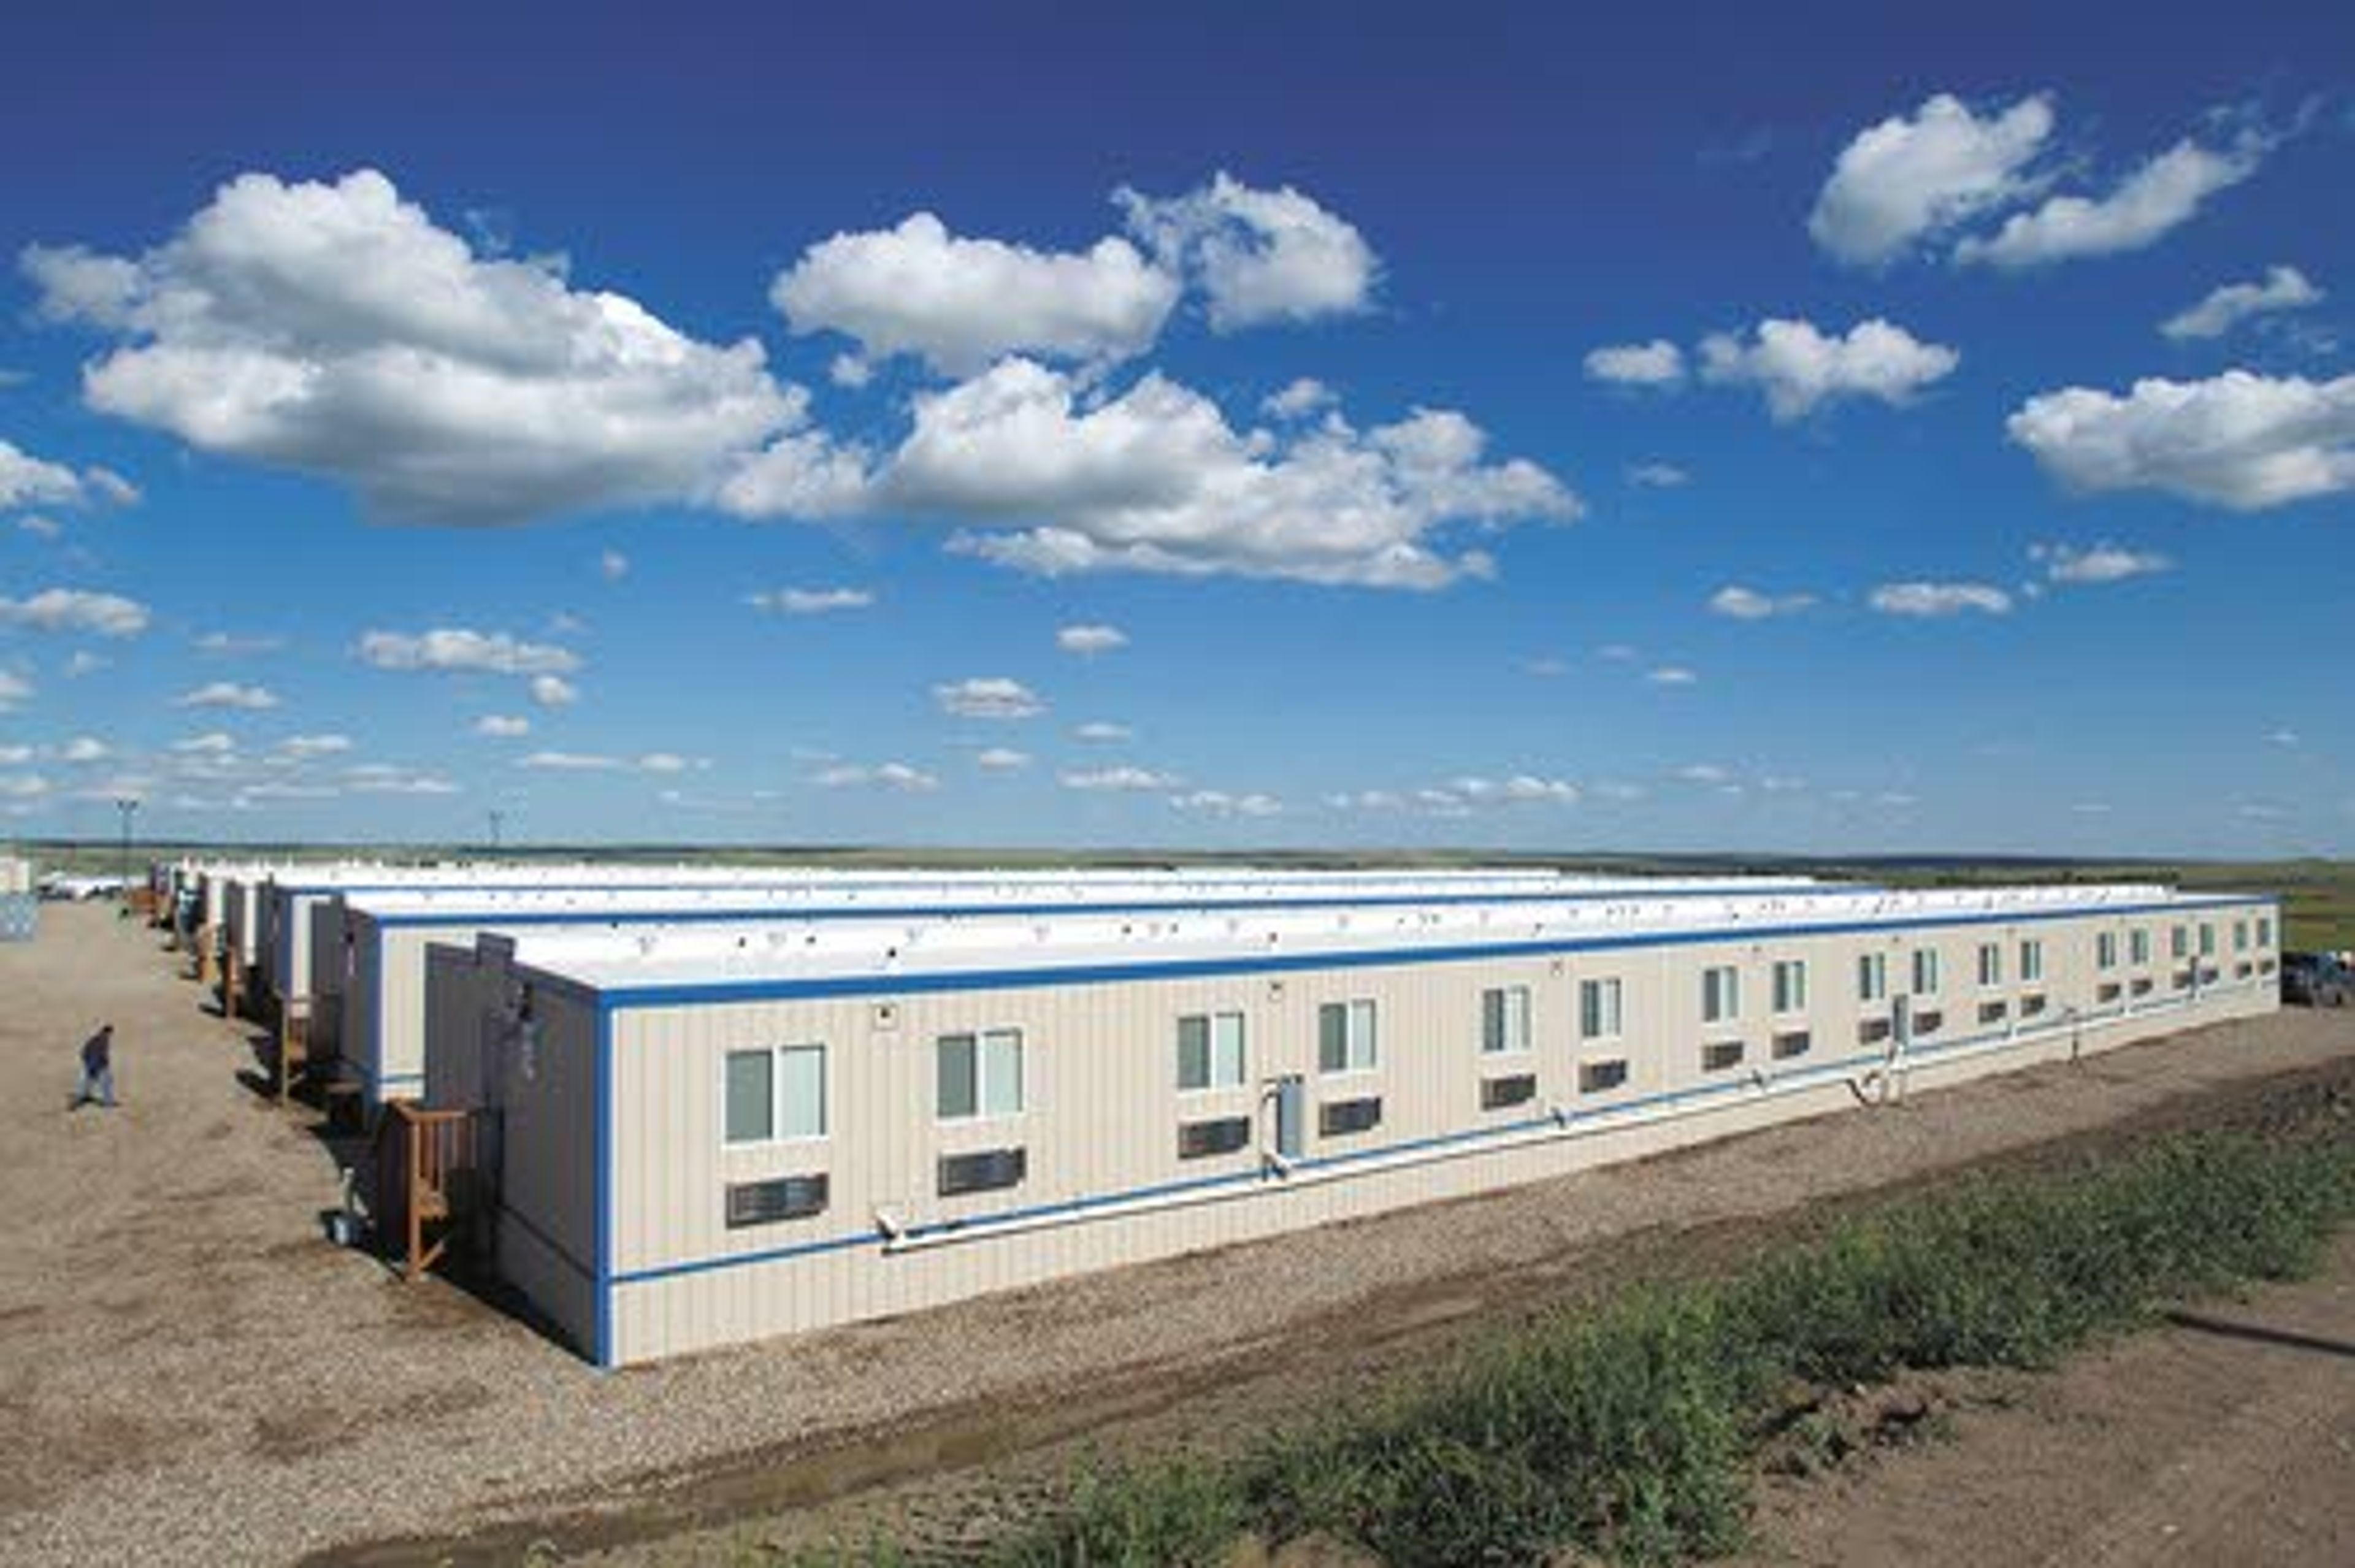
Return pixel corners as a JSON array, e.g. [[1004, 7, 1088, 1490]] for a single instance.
[[938, 1146, 1027, 1196], [1319, 1096, 1382, 1138], [1771, 1030, 1812, 1060], [1701, 1040, 1745, 1073], [725, 1173, 829, 1228], [1178, 1115, 1252, 1160], [1580, 1059, 1629, 1093], [1913, 1009, 1944, 1035], [1480, 1073, 1537, 1111]]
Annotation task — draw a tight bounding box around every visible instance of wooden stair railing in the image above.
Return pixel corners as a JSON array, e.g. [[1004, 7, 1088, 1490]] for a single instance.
[[377, 1103, 475, 1282]]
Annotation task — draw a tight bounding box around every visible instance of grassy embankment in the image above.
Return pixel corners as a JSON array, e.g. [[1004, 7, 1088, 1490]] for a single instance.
[[790, 1125, 2355, 1567]]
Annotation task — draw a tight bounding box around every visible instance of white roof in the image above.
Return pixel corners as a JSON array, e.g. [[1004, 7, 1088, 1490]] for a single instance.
[[495, 881, 2232, 996]]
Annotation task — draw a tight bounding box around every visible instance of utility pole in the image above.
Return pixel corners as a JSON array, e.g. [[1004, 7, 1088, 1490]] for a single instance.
[[115, 796, 139, 900]]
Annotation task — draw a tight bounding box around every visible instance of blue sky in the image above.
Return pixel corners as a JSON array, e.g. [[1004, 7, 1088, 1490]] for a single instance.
[[1, 1, 2349, 854]]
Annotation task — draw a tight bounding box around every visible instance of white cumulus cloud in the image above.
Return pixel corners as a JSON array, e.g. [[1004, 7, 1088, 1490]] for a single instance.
[[1055, 622, 1128, 656], [1118, 172, 1377, 331], [934, 675, 1044, 720], [1169, 789, 1283, 817], [2161, 265, 2324, 342], [1262, 377, 1336, 420], [1809, 92, 2054, 265], [528, 674, 580, 708], [1060, 765, 1181, 792], [24, 168, 801, 523], [358, 627, 580, 676], [771, 210, 1179, 375], [1584, 340, 1686, 387], [1073, 721, 1133, 743], [0, 671, 31, 710], [812, 760, 938, 792], [974, 746, 1031, 772], [473, 714, 531, 738], [1868, 581, 2014, 617], [0, 587, 150, 638], [2029, 541, 2173, 584], [2008, 371, 2355, 510], [1708, 584, 1816, 620], [1646, 665, 1699, 686], [1699, 318, 1958, 420], [0, 438, 138, 511], [748, 586, 874, 615], [890, 358, 1574, 589], [175, 681, 278, 710], [1956, 132, 2267, 269]]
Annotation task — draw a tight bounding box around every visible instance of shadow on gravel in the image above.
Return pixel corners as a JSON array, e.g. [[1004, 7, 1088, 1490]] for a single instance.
[[2161, 1309, 2355, 1361]]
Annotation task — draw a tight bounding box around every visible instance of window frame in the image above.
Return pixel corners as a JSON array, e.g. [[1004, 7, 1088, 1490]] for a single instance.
[[1318, 998, 1380, 1076], [936, 1027, 1025, 1123], [2019, 938, 2045, 984], [1480, 984, 1533, 1056], [1176, 1009, 1249, 1094], [1911, 947, 1942, 996], [1579, 976, 1624, 1041], [1701, 964, 1740, 1025], [1771, 958, 1808, 1015], [1858, 951, 1889, 1004], [1976, 941, 2003, 989], [722, 1041, 829, 1148]]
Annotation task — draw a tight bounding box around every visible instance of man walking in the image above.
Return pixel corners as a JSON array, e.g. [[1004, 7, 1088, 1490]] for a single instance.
[[74, 1023, 117, 1109]]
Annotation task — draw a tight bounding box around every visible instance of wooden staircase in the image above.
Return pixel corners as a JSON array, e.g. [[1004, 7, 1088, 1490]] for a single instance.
[[374, 1103, 477, 1282]]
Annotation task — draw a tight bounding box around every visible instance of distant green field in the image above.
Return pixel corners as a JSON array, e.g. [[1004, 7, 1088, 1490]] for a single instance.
[[23, 839, 2353, 953]]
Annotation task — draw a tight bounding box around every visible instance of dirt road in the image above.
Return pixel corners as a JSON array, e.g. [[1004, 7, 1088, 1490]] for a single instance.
[[0, 901, 2348, 1567]]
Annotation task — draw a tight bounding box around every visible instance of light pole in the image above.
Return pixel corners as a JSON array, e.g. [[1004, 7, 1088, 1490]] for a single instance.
[[114, 797, 139, 901]]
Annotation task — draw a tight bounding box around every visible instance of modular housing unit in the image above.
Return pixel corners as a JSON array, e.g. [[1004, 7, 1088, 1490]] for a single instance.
[[337, 874, 1823, 1105], [426, 883, 2281, 1366]]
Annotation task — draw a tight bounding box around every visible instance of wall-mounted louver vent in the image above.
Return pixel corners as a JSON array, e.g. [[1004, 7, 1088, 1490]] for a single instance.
[[1772, 1030, 1812, 1060], [1481, 1074, 1537, 1111], [725, 1174, 829, 1228], [1178, 1115, 1252, 1160], [1320, 1096, 1382, 1138], [938, 1147, 1027, 1196]]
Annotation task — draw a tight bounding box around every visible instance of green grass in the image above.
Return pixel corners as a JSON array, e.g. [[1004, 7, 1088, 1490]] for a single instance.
[[783, 1127, 2355, 1568]]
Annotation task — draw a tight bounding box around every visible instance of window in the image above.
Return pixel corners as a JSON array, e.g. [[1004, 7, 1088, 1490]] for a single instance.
[[1701, 1039, 1745, 1073], [2129, 928, 2151, 966], [1318, 1000, 1378, 1074], [1858, 952, 1889, 1003], [1978, 1000, 2008, 1025], [724, 1049, 773, 1145], [1772, 959, 1808, 1014], [1977, 942, 2002, 989], [2198, 924, 2216, 957], [1177, 1011, 1247, 1092], [1481, 986, 1531, 1055], [2233, 919, 2250, 953], [2097, 931, 2118, 970], [938, 1028, 1023, 1121], [1772, 1030, 1812, 1060], [1579, 977, 1623, 1039], [724, 1043, 827, 1145], [2257, 916, 2274, 947], [1580, 1058, 1629, 1093], [2020, 939, 2045, 984], [1702, 965, 1740, 1024], [2170, 925, 2189, 959], [1911, 949, 1941, 996]]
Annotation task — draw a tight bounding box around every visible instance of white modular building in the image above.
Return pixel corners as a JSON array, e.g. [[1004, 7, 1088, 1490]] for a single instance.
[[419, 881, 2281, 1366], [332, 873, 1826, 1104]]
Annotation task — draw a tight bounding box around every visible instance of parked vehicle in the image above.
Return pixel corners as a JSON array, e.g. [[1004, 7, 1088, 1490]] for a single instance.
[[2281, 951, 2353, 1007]]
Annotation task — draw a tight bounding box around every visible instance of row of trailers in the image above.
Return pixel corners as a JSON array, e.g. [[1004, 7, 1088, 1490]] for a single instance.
[[158, 860, 2283, 1367]]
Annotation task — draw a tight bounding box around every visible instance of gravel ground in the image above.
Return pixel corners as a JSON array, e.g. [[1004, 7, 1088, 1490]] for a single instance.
[[1, 903, 2349, 1567]]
